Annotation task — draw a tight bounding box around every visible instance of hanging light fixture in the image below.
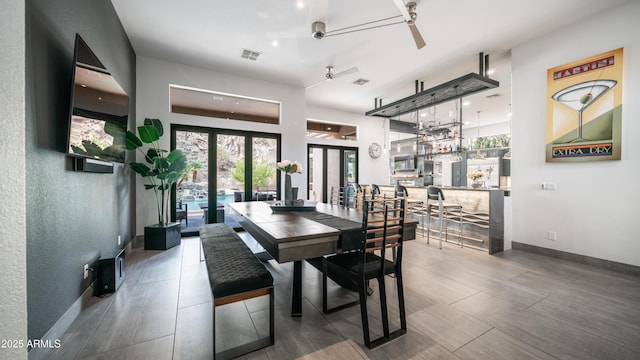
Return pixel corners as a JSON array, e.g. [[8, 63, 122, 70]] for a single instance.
[[382, 118, 388, 153], [476, 111, 485, 159], [414, 111, 419, 154]]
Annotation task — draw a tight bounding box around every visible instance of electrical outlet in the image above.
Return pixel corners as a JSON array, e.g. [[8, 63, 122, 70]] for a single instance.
[[542, 182, 557, 191], [118, 235, 121, 246], [83, 264, 89, 279], [548, 231, 557, 241]]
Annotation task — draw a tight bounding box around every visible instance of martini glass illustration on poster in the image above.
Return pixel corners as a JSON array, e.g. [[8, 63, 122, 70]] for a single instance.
[[551, 79, 617, 143]]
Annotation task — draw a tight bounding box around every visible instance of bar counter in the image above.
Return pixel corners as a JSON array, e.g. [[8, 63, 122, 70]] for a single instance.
[[377, 185, 505, 254]]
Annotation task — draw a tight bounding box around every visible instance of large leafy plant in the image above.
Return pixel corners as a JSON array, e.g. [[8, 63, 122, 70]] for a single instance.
[[126, 118, 187, 226]]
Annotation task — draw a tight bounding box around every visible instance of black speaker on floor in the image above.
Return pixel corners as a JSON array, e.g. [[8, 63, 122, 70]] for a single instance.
[[95, 249, 125, 296]]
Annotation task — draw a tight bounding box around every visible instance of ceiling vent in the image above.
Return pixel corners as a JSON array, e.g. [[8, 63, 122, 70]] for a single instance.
[[241, 49, 261, 61], [353, 78, 370, 86], [485, 93, 501, 98]]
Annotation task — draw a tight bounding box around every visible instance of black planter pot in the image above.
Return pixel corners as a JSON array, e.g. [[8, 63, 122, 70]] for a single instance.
[[144, 222, 181, 250]]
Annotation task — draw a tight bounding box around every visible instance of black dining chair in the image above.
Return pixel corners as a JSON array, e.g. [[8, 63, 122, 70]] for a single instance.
[[322, 198, 407, 349]]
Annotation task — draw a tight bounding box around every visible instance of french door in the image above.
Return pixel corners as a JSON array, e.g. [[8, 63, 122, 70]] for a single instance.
[[307, 144, 358, 203], [172, 125, 280, 236]]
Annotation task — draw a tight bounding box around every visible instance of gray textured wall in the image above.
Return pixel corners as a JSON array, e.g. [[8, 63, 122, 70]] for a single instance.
[[26, 0, 136, 340], [1, 0, 27, 358]]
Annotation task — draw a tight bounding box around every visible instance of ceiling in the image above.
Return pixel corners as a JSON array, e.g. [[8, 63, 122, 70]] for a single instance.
[[110, 0, 629, 132]]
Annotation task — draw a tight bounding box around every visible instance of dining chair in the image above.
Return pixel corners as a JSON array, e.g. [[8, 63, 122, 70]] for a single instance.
[[176, 201, 188, 226], [346, 183, 362, 209], [322, 198, 407, 348], [425, 186, 463, 249], [329, 186, 345, 207]]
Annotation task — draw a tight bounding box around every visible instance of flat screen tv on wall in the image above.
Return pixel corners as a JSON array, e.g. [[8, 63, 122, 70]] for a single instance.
[[67, 34, 129, 164]]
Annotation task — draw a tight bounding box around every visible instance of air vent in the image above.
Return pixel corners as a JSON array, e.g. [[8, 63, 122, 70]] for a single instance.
[[485, 93, 501, 98], [240, 49, 261, 61], [353, 78, 370, 85]]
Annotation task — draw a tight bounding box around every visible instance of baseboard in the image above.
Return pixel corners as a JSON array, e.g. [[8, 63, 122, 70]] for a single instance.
[[28, 240, 133, 359], [512, 242, 640, 276], [27, 283, 95, 360]]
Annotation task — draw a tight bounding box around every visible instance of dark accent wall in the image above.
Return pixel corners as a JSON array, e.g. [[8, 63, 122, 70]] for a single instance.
[[26, 0, 136, 340]]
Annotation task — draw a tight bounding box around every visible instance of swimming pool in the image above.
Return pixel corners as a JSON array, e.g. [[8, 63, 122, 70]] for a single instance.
[[181, 194, 234, 210]]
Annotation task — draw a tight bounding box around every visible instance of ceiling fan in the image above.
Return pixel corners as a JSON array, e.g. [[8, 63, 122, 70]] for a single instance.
[[306, 65, 359, 89], [311, 1, 425, 49]]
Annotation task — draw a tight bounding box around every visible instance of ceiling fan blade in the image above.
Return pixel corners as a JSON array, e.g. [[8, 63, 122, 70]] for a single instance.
[[408, 23, 426, 49], [391, 0, 412, 22], [306, 78, 328, 89], [333, 66, 359, 79]]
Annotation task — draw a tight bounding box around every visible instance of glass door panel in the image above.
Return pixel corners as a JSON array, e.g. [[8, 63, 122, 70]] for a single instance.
[[326, 149, 342, 199], [309, 147, 324, 202], [252, 137, 278, 200], [175, 130, 209, 235], [345, 150, 357, 185], [217, 134, 245, 223]]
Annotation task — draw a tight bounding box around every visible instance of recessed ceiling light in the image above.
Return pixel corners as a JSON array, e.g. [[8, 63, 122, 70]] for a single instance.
[[272, 40, 279, 47], [462, 101, 470, 106], [296, 1, 304, 9], [326, 127, 332, 130], [81, 84, 87, 88], [420, 113, 427, 117]]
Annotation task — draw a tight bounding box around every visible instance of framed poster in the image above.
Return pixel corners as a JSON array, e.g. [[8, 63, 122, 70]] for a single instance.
[[545, 48, 623, 162]]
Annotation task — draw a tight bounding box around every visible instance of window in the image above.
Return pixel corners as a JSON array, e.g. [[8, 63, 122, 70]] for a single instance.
[[169, 85, 280, 124], [306, 120, 357, 140]]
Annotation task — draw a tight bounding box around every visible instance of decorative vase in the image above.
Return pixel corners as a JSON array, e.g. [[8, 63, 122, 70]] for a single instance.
[[284, 174, 293, 205], [472, 179, 482, 189]]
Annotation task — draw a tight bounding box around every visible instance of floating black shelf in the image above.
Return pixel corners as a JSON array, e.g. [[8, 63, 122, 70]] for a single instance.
[[366, 73, 499, 118]]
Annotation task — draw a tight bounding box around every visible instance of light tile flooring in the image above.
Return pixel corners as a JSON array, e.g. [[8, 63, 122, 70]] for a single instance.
[[41, 233, 640, 359]]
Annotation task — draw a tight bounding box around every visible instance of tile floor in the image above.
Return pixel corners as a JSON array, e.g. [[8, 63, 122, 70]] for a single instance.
[[39, 233, 640, 359]]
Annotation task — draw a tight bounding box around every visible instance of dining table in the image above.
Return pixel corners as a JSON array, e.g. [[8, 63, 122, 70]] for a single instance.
[[228, 201, 417, 317]]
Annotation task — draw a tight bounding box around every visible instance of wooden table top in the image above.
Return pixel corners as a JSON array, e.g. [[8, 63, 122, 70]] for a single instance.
[[228, 201, 341, 243]]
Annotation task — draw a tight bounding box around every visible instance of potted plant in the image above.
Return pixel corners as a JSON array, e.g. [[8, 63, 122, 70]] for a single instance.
[[126, 118, 187, 250]]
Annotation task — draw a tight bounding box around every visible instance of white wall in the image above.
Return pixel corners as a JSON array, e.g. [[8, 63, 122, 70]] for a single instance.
[[306, 105, 390, 186], [135, 56, 306, 235], [511, 1, 640, 266], [0, 0, 27, 358]]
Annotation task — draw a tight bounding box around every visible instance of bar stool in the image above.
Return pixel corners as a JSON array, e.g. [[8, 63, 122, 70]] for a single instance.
[[394, 185, 426, 237], [425, 186, 463, 249]]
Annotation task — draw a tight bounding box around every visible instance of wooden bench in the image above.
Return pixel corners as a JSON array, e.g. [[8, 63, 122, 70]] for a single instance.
[[200, 223, 274, 360]]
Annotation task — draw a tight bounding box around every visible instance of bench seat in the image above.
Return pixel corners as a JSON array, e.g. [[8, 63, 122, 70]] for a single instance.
[[200, 223, 274, 359]]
